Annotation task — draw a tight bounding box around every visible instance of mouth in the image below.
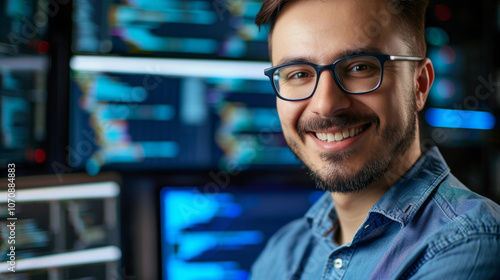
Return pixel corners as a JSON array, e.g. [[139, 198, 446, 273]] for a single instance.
[[313, 124, 370, 143]]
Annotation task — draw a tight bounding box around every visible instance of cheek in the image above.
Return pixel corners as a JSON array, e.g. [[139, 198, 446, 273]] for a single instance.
[[368, 77, 412, 125], [277, 99, 304, 132], [355, 89, 401, 130], [381, 70, 416, 118], [380, 98, 403, 127]]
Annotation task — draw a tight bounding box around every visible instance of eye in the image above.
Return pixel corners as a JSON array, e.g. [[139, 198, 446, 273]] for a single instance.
[[289, 72, 310, 79], [277, 64, 316, 84], [351, 64, 369, 72], [340, 61, 379, 76]]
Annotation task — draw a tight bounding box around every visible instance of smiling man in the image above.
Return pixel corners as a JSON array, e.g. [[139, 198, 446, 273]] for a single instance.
[[251, 0, 500, 279]]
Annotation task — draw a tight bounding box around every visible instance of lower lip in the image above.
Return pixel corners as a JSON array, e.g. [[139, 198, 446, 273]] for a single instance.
[[308, 126, 368, 152]]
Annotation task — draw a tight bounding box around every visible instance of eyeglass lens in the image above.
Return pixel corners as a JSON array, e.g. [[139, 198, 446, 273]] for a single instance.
[[272, 56, 382, 100]]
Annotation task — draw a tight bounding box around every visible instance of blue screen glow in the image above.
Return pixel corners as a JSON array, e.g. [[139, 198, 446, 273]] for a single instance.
[[425, 108, 496, 130], [159, 187, 322, 280]]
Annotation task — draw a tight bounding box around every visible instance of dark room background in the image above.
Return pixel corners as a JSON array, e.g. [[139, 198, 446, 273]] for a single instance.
[[0, 0, 499, 279]]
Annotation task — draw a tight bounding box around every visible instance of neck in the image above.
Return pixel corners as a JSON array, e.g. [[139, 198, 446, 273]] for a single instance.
[[331, 182, 388, 245], [331, 144, 422, 245]]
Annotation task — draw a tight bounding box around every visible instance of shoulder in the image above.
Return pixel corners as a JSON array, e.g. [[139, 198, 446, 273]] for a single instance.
[[433, 173, 500, 228], [250, 217, 315, 280], [399, 173, 500, 279], [399, 229, 500, 279]]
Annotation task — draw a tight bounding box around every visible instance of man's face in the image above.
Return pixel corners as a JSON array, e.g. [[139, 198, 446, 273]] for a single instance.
[[271, 0, 421, 193]]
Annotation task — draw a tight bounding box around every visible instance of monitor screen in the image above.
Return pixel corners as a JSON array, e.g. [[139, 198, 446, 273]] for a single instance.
[[159, 186, 323, 280], [0, 0, 49, 54], [72, 0, 269, 60], [69, 56, 300, 175], [0, 173, 121, 278], [0, 0, 50, 167], [0, 55, 49, 167]]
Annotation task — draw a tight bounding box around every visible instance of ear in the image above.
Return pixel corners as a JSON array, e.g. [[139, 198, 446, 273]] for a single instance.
[[414, 58, 434, 112]]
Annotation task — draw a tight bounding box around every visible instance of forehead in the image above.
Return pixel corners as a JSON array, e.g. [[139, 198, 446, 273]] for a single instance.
[[271, 0, 407, 65]]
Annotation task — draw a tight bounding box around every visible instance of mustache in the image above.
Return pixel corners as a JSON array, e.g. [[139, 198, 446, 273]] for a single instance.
[[297, 112, 380, 136]]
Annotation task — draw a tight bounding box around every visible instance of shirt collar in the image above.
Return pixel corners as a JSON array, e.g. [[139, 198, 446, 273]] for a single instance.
[[305, 147, 450, 234], [370, 146, 450, 227], [305, 190, 336, 236]]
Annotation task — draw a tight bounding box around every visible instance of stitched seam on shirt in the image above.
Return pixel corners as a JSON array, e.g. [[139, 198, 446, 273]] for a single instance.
[[368, 152, 450, 228], [399, 236, 458, 279], [433, 187, 475, 236], [352, 215, 392, 243], [399, 232, 500, 279], [432, 191, 459, 225], [400, 167, 449, 228]]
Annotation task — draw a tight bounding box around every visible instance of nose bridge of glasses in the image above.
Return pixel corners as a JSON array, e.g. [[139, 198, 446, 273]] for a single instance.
[[309, 64, 352, 115], [317, 65, 342, 91]]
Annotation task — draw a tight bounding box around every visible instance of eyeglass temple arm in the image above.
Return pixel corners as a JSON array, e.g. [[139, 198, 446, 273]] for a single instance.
[[389, 55, 425, 61]]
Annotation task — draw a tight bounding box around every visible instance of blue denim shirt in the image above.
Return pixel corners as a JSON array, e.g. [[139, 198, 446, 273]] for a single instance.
[[251, 147, 500, 279]]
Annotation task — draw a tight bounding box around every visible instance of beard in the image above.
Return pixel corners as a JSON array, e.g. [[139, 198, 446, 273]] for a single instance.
[[285, 93, 418, 194]]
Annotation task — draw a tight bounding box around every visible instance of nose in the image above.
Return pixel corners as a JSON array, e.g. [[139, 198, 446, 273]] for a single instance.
[[308, 69, 352, 117]]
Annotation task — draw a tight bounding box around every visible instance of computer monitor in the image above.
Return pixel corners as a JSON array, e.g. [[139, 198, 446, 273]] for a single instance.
[[0, 0, 50, 168], [72, 0, 269, 60], [68, 0, 298, 175], [68, 57, 301, 175], [159, 185, 323, 280], [0, 173, 121, 279]]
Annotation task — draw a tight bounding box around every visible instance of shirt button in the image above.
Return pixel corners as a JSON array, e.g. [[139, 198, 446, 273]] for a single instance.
[[334, 258, 343, 269]]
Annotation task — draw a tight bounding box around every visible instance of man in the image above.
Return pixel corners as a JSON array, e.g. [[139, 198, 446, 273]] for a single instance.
[[251, 0, 500, 279]]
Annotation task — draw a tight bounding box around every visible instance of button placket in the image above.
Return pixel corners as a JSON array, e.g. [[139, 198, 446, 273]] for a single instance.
[[323, 247, 355, 280]]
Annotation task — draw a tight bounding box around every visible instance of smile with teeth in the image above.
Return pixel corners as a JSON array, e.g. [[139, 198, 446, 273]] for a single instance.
[[315, 127, 364, 142]]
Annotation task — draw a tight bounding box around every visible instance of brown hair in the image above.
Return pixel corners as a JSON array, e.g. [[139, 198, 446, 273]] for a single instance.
[[255, 0, 430, 57]]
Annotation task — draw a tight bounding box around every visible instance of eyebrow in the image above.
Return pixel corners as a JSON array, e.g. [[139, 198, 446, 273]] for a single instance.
[[274, 46, 385, 66]]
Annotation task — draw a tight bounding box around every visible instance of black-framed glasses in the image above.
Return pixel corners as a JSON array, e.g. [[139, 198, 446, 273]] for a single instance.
[[264, 54, 424, 101]]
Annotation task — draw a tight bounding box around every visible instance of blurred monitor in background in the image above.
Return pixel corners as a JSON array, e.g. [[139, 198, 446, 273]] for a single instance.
[[0, 0, 50, 169], [72, 0, 268, 60], [68, 0, 305, 175], [159, 186, 323, 280], [68, 58, 301, 175], [0, 173, 121, 279]]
